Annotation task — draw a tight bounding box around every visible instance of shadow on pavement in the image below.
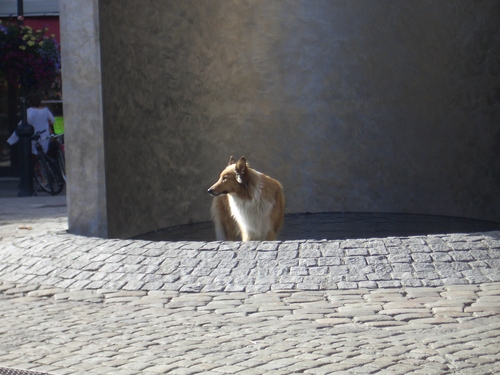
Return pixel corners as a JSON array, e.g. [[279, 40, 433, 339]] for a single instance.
[[136, 212, 500, 242]]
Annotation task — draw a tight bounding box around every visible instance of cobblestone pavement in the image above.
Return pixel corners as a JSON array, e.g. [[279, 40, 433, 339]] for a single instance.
[[0, 196, 499, 374]]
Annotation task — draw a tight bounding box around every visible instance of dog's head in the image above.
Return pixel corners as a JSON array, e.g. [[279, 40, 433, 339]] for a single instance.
[[207, 156, 249, 197]]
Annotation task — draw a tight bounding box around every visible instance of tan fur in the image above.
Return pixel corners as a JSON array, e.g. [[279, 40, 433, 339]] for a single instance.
[[208, 156, 285, 241]]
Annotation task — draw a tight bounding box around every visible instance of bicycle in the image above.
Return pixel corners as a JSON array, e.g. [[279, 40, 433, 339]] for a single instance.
[[31, 130, 65, 195]]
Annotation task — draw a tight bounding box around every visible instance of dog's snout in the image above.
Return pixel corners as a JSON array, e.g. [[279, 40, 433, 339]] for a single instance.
[[208, 188, 227, 197]]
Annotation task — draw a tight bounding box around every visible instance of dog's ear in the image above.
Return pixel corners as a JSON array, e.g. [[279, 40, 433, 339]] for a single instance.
[[228, 156, 236, 166], [235, 157, 247, 185], [235, 157, 247, 173]]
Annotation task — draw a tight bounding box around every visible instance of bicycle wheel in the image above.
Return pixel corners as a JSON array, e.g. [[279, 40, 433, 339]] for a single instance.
[[57, 147, 66, 181], [45, 158, 65, 195], [33, 157, 64, 195], [34, 158, 51, 194]]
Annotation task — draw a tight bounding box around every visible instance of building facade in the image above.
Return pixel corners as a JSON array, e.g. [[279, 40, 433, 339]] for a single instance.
[[61, 0, 500, 238]]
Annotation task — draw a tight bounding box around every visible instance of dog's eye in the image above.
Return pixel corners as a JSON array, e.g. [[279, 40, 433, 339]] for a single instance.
[[222, 176, 227, 182]]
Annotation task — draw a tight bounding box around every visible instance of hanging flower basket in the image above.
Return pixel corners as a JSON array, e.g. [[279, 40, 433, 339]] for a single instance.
[[0, 21, 60, 91]]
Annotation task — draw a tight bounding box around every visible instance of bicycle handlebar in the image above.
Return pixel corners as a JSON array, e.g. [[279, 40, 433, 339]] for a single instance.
[[31, 129, 47, 141]]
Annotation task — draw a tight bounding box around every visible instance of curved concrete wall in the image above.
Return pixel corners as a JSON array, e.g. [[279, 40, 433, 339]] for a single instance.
[[61, 0, 500, 238]]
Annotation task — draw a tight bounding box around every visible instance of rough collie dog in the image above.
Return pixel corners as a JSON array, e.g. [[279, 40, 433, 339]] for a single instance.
[[207, 156, 285, 241]]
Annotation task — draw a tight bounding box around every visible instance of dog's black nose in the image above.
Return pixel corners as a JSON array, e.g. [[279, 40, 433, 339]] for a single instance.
[[207, 188, 215, 195]]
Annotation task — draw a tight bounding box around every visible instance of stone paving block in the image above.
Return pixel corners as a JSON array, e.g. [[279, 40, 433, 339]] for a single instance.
[[365, 320, 409, 328], [358, 281, 378, 288], [387, 253, 412, 264], [345, 248, 369, 256], [409, 317, 457, 325], [365, 288, 404, 297], [353, 314, 394, 323], [345, 273, 368, 283], [377, 281, 402, 288], [4, 284, 39, 295], [431, 306, 465, 315], [314, 317, 353, 325], [337, 281, 359, 289], [393, 312, 434, 322], [478, 282, 500, 292], [27, 288, 66, 298], [380, 308, 431, 316], [411, 253, 432, 263], [317, 257, 342, 266], [470, 249, 491, 260], [281, 292, 323, 303], [346, 256, 367, 266], [337, 306, 381, 317], [321, 247, 343, 258], [277, 250, 298, 259], [289, 266, 308, 276]]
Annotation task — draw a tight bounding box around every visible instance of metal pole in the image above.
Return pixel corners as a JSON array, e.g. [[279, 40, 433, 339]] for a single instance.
[[17, 0, 24, 25], [15, 0, 34, 196]]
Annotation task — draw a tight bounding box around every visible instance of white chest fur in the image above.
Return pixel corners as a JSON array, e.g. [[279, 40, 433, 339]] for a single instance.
[[228, 181, 274, 239]]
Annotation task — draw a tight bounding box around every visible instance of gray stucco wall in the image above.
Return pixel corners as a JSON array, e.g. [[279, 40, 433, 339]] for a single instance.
[[61, 0, 500, 239], [60, 0, 108, 237]]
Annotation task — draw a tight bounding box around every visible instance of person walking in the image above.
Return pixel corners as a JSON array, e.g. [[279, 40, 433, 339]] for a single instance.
[[25, 93, 55, 154], [6, 93, 55, 154]]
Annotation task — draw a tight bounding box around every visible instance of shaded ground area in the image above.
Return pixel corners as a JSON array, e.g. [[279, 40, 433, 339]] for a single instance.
[[136, 212, 500, 242], [0, 177, 66, 198]]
